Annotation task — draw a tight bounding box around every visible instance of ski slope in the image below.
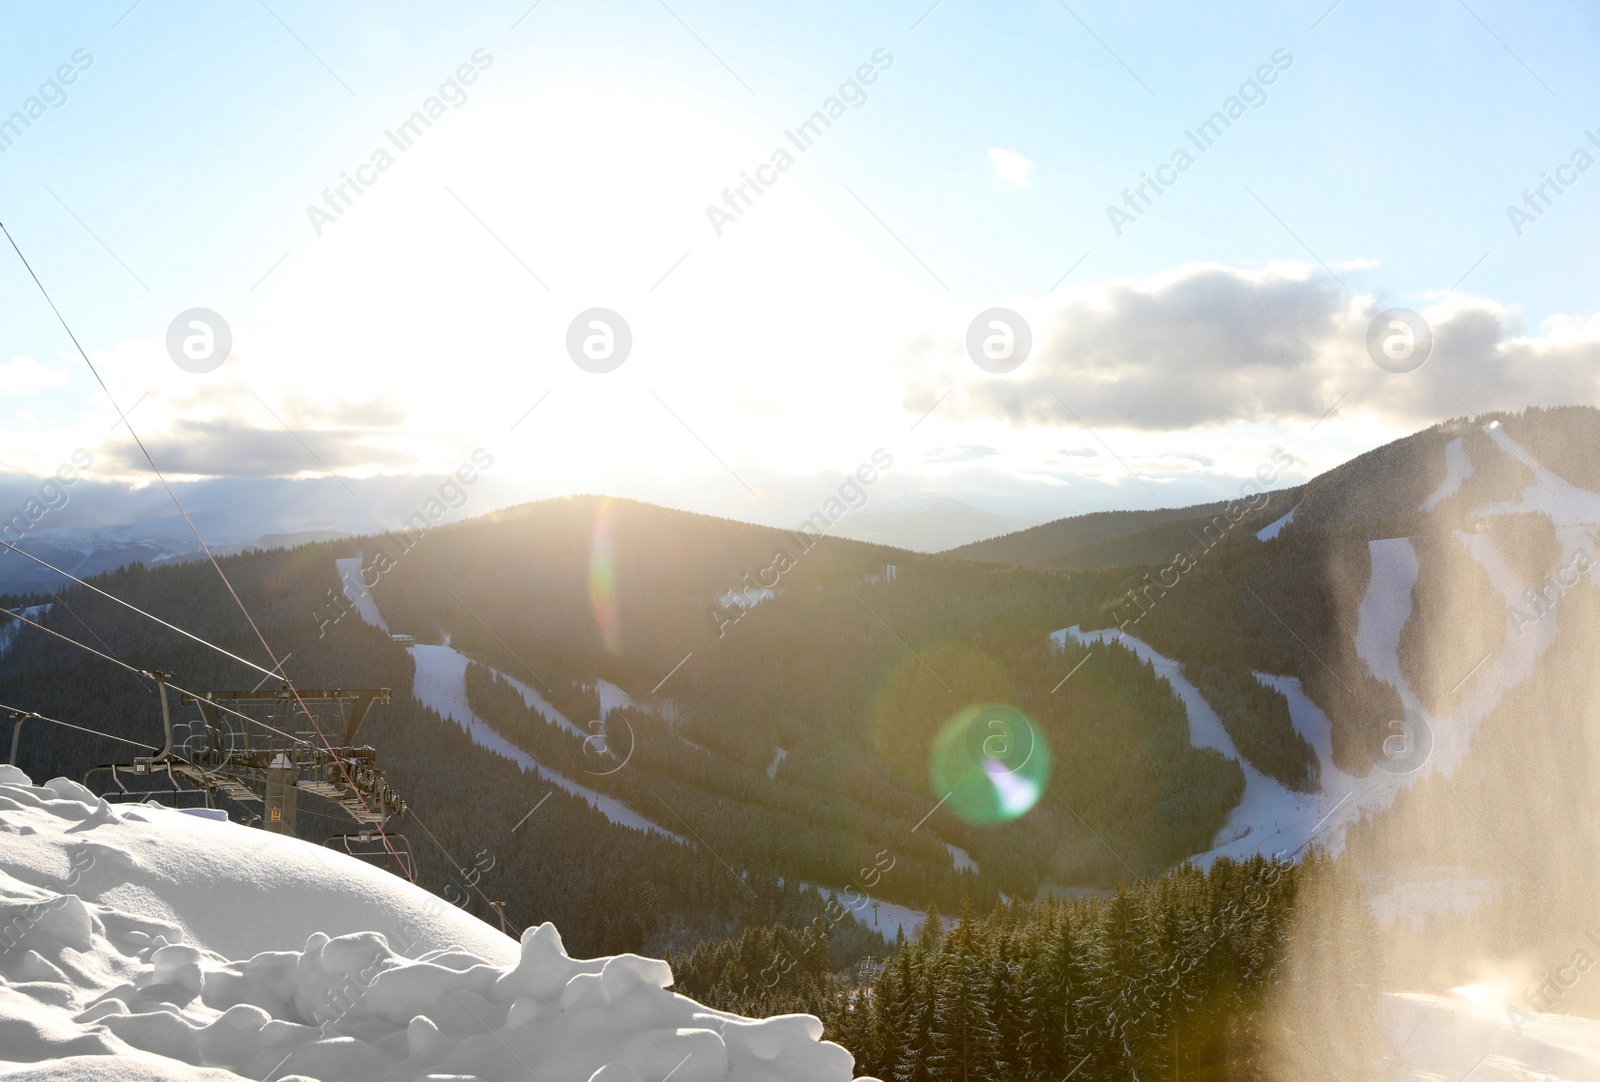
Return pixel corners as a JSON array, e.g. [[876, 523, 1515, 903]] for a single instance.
[[0, 603, 51, 661], [409, 644, 684, 844], [334, 556, 388, 631], [1057, 626, 1388, 866], [1059, 425, 1600, 868], [333, 561, 683, 845], [0, 766, 865, 1081], [1256, 504, 1297, 540]]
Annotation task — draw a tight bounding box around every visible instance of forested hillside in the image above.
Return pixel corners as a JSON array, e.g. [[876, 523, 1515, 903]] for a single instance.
[[672, 852, 1381, 1082]]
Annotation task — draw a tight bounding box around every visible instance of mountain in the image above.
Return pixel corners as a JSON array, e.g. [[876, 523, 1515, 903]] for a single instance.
[[5, 405, 1600, 1050], [0, 470, 535, 596], [0, 518, 350, 595], [943, 490, 1305, 568], [824, 494, 1037, 552]]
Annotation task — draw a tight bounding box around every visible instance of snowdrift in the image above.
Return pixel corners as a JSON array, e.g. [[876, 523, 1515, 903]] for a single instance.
[[0, 766, 867, 1081]]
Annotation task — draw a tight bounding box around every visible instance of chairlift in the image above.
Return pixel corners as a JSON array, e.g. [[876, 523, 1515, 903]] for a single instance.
[[324, 830, 416, 880]]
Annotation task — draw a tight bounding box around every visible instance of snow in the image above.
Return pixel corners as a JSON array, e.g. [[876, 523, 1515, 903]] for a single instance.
[[1059, 627, 1336, 866], [718, 587, 774, 609], [408, 644, 684, 845], [1365, 866, 1504, 930], [1419, 436, 1473, 511], [0, 603, 51, 661], [1055, 627, 1428, 868], [765, 748, 787, 780], [490, 669, 589, 743], [1053, 432, 1600, 899], [1382, 989, 1600, 1081], [945, 844, 978, 874], [334, 556, 388, 632], [0, 765, 865, 1081], [1256, 504, 1297, 540], [801, 883, 930, 944], [596, 678, 639, 719], [1475, 423, 1600, 529]]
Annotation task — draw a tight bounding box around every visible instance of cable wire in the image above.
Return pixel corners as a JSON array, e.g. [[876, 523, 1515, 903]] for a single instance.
[[0, 538, 281, 682], [0, 607, 311, 747], [1, 221, 411, 881]]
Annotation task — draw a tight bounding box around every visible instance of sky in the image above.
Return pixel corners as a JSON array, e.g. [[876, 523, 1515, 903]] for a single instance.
[[2, 0, 1598, 535]]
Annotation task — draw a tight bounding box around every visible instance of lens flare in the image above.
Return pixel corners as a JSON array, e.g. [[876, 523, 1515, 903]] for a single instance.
[[929, 704, 1050, 825], [588, 499, 621, 653]]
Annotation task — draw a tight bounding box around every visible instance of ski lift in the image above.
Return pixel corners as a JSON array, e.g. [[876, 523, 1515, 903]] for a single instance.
[[325, 829, 416, 880]]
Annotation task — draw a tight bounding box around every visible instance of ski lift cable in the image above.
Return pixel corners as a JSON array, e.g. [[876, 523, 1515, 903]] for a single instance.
[[1, 222, 409, 881], [0, 538, 282, 682], [0, 606, 312, 747], [403, 805, 505, 916], [0, 700, 163, 754]]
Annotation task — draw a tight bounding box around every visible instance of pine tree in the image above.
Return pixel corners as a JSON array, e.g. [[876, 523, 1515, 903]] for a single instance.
[[927, 909, 1001, 1082]]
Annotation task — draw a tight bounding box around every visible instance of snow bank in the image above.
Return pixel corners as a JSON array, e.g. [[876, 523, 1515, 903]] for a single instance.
[[0, 766, 868, 1081]]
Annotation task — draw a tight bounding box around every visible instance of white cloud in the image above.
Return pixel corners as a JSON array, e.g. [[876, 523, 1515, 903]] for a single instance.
[[988, 147, 1032, 186], [0, 356, 69, 394], [903, 261, 1600, 432]]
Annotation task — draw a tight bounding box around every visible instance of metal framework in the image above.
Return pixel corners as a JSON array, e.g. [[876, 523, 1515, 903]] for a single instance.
[[82, 679, 412, 872]]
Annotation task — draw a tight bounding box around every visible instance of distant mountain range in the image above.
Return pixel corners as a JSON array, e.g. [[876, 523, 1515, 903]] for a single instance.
[[5, 405, 1597, 966]]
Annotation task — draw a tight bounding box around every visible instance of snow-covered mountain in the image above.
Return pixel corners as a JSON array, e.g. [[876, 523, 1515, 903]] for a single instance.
[[0, 765, 866, 1081]]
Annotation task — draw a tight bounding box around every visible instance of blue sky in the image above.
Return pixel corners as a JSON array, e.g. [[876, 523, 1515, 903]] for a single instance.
[[2, 0, 1598, 530]]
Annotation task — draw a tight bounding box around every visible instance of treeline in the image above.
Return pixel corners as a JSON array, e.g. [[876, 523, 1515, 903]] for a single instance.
[[678, 852, 1383, 1081], [1189, 665, 1318, 791], [0, 548, 890, 958]]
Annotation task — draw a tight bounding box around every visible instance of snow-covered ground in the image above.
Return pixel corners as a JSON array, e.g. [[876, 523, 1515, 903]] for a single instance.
[[490, 668, 589, 742], [1366, 866, 1504, 929], [1256, 504, 1297, 540], [718, 586, 775, 609], [1059, 626, 1376, 866], [0, 603, 51, 661], [596, 678, 640, 719], [1060, 427, 1600, 872], [1419, 435, 1473, 511], [946, 844, 978, 874], [410, 643, 684, 844], [334, 555, 388, 631], [800, 883, 930, 944], [0, 766, 866, 1081], [1382, 989, 1600, 1081], [329, 560, 682, 845]]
